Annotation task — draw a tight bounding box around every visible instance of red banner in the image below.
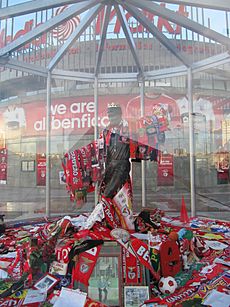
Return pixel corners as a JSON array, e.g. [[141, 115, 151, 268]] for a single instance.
[[122, 247, 141, 285], [72, 245, 102, 287], [0, 148, 7, 184], [0, 94, 226, 138], [157, 153, 174, 186], [0, 95, 181, 137], [36, 154, 46, 186], [130, 237, 160, 281]]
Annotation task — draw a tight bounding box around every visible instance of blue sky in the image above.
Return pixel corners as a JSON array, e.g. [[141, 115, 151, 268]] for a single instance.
[[0, 0, 229, 39]]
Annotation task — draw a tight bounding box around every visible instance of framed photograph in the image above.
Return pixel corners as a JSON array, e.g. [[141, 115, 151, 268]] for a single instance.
[[49, 261, 68, 276], [59, 170, 66, 184], [28, 160, 35, 171], [124, 286, 149, 307], [88, 256, 120, 306], [33, 273, 59, 292], [21, 160, 35, 172], [21, 161, 28, 172]]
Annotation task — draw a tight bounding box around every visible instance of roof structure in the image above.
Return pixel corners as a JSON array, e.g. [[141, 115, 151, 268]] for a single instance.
[[0, 0, 230, 82]]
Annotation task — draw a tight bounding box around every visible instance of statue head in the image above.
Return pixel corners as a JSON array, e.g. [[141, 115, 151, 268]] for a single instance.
[[107, 103, 122, 127]]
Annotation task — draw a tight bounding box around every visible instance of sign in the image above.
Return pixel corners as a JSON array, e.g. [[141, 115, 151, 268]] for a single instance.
[[157, 152, 174, 186], [0, 94, 226, 138], [0, 148, 7, 184], [0, 6, 80, 49], [36, 154, 46, 186], [95, 5, 188, 36], [0, 4, 187, 50], [2, 41, 219, 66]]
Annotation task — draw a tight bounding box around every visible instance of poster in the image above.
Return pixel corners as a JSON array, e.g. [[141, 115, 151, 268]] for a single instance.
[[36, 154, 46, 186], [157, 153, 174, 186], [0, 148, 7, 184]]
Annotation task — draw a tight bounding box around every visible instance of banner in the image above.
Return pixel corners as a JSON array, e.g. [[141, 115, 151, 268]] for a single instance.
[[72, 245, 102, 287], [113, 182, 135, 231], [0, 95, 181, 137], [157, 152, 174, 186], [122, 247, 142, 285], [36, 154, 46, 186], [0, 94, 225, 138], [0, 148, 7, 184], [130, 237, 160, 281]]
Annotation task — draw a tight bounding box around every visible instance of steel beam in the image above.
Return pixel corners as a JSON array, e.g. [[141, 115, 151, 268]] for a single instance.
[[0, 0, 100, 19], [0, 56, 48, 77], [187, 68, 196, 217], [94, 77, 99, 207], [191, 51, 230, 73], [159, 0, 230, 11], [123, 2, 191, 67], [46, 70, 51, 218], [144, 65, 187, 80], [125, 0, 230, 48], [95, 4, 112, 76], [140, 80, 146, 208], [205, 68, 230, 80], [52, 68, 94, 81], [48, 4, 102, 70], [0, 0, 98, 56], [98, 72, 138, 82], [115, 4, 143, 76]]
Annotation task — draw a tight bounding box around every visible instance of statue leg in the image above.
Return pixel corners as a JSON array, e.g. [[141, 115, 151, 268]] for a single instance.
[[103, 161, 130, 198]]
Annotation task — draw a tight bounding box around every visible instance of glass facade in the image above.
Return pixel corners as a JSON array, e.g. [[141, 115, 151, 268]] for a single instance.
[[0, 1, 229, 223], [0, 77, 229, 221]]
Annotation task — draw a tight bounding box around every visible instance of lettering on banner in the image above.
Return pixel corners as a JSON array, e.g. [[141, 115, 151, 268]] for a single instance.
[[137, 246, 149, 262], [56, 246, 71, 263], [33, 101, 109, 132]]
